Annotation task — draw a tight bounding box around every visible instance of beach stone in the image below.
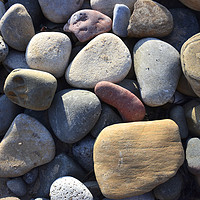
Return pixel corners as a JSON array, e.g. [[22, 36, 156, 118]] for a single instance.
[[0, 2, 5, 19], [26, 32, 72, 78], [127, 0, 173, 38], [94, 119, 184, 199], [84, 181, 102, 199], [0, 178, 15, 198], [4, 69, 57, 111], [179, 0, 200, 11], [134, 38, 181, 107], [37, 154, 85, 197], [0, 36, 8, 63], [169, 105, 188, 139], [48, 89, 101, 143], [7, 178, 27, 197], [95, 81, 145, 122], [112, 4, 130, 37], [0, 4, 35, 51], [63, 9, 112, 42], [153, 172, 183, 200], [23, 168, 38, 185], [91, 103, 122, 138], [0, 198, 20, 200], [66, 33, 132, 88], [0, 113, 55, 177], [186, 137, 200, 175], [50, 176, 93, 200], [90, 0, 137, 17], [3, 50, 29, 72], [38, 0, 84, 23]]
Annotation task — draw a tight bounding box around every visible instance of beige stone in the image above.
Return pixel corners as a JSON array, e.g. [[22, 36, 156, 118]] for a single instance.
[[179, 0, 200, 11], [94, 119, 184, 199]]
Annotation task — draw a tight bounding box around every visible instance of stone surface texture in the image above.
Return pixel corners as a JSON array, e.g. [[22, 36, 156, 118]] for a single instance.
[[179, 0, 200, 11]]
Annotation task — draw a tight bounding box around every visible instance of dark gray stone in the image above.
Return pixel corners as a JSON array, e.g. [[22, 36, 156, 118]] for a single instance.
[[84, 181, 102, 200], [0, 67, 9, 94], [23, 167, 38, 185]]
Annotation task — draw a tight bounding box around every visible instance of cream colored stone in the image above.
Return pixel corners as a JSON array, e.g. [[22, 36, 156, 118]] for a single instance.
[[179, 0, 200, 11]]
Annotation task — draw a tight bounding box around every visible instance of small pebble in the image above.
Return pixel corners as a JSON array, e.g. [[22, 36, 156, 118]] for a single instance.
[[23, 168, 38, 185]]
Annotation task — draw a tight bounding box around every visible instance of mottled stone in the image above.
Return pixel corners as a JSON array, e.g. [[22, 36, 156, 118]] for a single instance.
[[94, 119, 184, 199], [66, 33, 132, 88], [0, 113, 55, 177], [23, 168, 38, 185], [128, 0, 173, 38], [0, 36, 8, 63], [95, 81, 145, 122], [64, 9, 112, 42], [4, 69, 57, 111], [179, 0, 200, 11], [0, 4, 35, 51]]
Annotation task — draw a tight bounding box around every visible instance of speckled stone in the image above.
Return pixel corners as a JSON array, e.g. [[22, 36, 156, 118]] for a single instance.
[[179, 0, 200, 11], [0, 36, 9, 63]]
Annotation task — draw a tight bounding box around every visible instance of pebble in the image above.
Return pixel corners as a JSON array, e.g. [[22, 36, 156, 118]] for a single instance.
[[38, 0, 84, 23], [0, 198, 20, 200], [94, 119, 184, 199], [48, 89, 101, 143], [64, 9, 112, 42], [0, 36, 8, 63], [50, 176, 93, 200], [134, 38, 181, 107], [23, 168, 38, 185], [112, 4, 130, 37], [66, 33, 132, 88], [0, 113, 55, 177], [0, 1, 5, 19], [127, 0, 173, 38], [179, 0, 200, 11], [0, 178, 15, 198], [7, 177, 27, 197], [26, 32, 72, 78], [0, 3, 35, 51], [95, 81, 146, 122], [4, 69, 57, 111]]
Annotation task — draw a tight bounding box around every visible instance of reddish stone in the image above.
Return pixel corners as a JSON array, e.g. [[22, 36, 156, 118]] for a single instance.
[[94, 81, 146, 122], [63, 9, 112, 42]]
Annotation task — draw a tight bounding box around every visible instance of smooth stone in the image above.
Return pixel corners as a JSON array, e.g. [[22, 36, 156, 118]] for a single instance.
[[0, 178, 15, 198], [66, 33, 132, 88], [26, 32, 72, 78], [38, 0, 84, 23], [112, 4, 130, 37], [91, 103, 122, 138], [0, 4, 35, 51], [50, 176, 93, 200], [0, 95, 21, 136], [153, 172, 183, 200], [3, 50, 29, 72], [0, 198, 20, 200], [179, 0, 200, 11], [72, 136, 95, 172], [83, 181, 102, 199], [169, 105, 188, 139], [0, 2, 5, 19], [23, 168, 38, 185], [0, 67, 9, 94], [48, 89, 101, 143], [4, 69, 57, 111], [0, 36, 8, 63], [7, 178, 27, 197], [186, 138, 200, 175], [0, 113, 55, 177], [127, 0, 173, 38], [63, 9, 112, 42], [134, 38, 181, 107], [94, 119, 184, 199], [90, 0, 137, 17], [37, 154, 85, 197], [95, 81, 146, 122]]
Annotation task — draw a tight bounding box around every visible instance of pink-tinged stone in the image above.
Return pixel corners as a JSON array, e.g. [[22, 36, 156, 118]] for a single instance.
[[94, 81, 145, 122], [63, 9, 112, 42]]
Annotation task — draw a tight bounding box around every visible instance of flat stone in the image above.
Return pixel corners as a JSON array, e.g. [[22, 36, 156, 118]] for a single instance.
[[94, 119, 184, 199], [4, 69, 57, 111], [64, 9, 112, 42], [0, 36, 8, 63], [0, 113, 55, 177], [127, 0, 173, 38], [66, 33, 132, 88], [134, 38, 181, 107], [179, 0, 200, 11], [26, 32, 72, 78], [95, 81, 145, 122], [0, 4, 35, 51]]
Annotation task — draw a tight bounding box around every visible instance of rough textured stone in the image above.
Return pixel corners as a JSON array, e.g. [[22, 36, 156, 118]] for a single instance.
[[134, 38, 181, 107], [94, 119, 184, 199], [0, 4, 35, 51], [95, 81, 145, 122], [66, 33, 132, 88], [64, 9, 112, 42], [127, 0, 173, 38], [0, 113, 55, 177], [48, 89, 101, 143], [4, 69, 57, 111], [23, 168, 38, 185], [38, 0, 84, 23], [0, 36, 8, 63], [179, 0, 200, 11]]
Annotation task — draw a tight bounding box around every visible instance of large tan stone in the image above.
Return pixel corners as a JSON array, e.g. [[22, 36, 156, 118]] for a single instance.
[[179, 0, 200, 11], [94, 119, 184, 199]]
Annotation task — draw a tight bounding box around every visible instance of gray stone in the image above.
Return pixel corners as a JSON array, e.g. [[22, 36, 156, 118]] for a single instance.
[[0, 1, 5, 19], [48, 89, 101, 143], [0, 36, 8, 63], [7, 177, 27, 197], [0, 4, 35, 51], [23, 168, 38, 185], [0, 178, 15, 198], [134, 38, 181, 107]]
